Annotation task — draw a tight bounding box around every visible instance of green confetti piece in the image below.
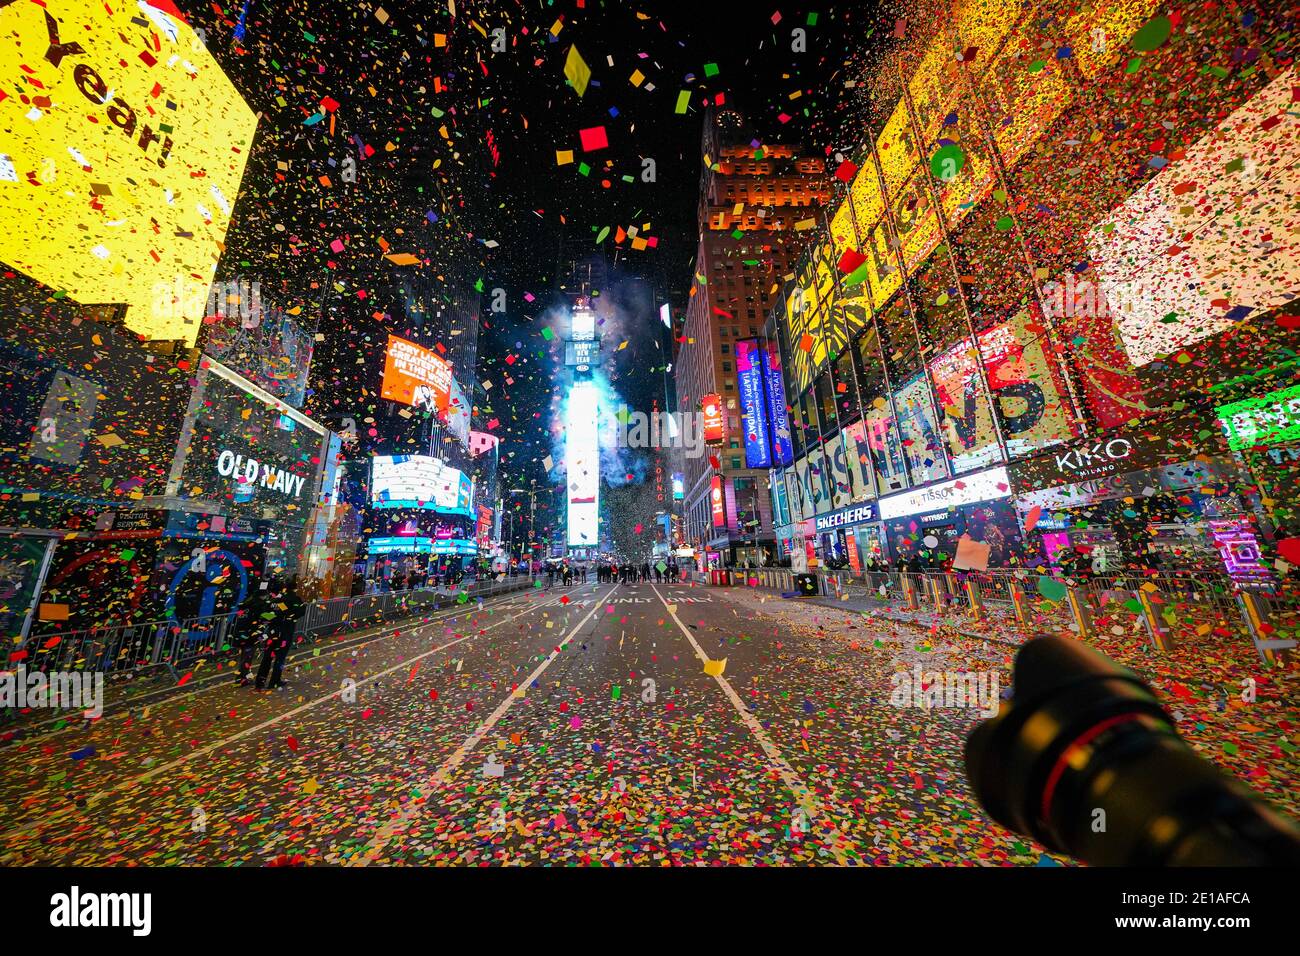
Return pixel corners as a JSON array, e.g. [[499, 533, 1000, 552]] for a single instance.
[[1130, 15, 1172, 52]]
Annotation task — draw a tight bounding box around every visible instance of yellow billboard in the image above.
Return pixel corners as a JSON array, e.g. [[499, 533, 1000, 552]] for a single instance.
[[0, 0, 257, 346]]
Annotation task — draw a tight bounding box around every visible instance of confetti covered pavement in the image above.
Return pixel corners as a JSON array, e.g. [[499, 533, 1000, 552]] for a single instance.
[[10, 576, 1291, 867]]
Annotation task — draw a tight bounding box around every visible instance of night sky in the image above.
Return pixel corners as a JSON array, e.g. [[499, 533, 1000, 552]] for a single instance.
[[177, 0, 891, 507]]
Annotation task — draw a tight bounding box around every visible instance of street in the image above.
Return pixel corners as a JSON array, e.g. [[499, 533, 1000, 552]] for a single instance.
[[0, 581, 1058, 866]]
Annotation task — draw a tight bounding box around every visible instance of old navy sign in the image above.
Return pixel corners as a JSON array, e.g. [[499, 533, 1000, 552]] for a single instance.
[[815, 501, 878, 532], [216, 448, 306, 498]]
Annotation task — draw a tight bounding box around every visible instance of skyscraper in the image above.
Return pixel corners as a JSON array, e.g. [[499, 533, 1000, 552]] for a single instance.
[[674, 108, 830, 567]]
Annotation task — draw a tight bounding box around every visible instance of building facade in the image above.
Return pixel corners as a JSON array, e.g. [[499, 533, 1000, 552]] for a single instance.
[[675, 108, 831, 568], [753, 0, 1296, 581]]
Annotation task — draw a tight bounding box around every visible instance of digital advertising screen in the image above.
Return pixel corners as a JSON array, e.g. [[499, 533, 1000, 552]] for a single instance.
[[735, 340, 772, 469], [1089, 70, 1299, 369], [760, 340, 795, 467], [380, 335, 453, 412], [566, 381, 600, 547], [701, 393, 725, 444], [894, 374, 948, 486], [174, 359, 326, 523], [370, 455, 473, 516], [0, 0, 258, 346]]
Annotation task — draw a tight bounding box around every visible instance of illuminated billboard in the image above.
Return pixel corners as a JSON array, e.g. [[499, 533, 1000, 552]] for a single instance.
[[709, 475, 726, 528], [566, 380, 599, 547], [1089, 70, 1300, 368], [0, 0, 258, 346], [380, 335, 453, 412], [170, 357, 326, 523], [1216, 383, 1300, 451], [894, 374, 948, 485], [760, 340, 794, 467], [371, 455, 473, 516], [701, 393, 725, 444], [735, 340, 771, 469]]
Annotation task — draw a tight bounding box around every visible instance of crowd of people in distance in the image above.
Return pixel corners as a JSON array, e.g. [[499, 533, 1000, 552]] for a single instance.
[[540, 559, 681, 587]]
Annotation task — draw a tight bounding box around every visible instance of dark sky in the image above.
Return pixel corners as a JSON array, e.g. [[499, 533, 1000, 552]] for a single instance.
[[178, 0, 894, 538]]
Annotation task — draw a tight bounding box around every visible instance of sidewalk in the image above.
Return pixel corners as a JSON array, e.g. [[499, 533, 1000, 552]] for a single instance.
[[1, 581, 550, 741]]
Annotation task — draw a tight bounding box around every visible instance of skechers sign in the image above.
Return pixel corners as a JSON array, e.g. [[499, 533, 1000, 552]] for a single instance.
[[216, 449, 306, 498], [815, 502, 878, 532]]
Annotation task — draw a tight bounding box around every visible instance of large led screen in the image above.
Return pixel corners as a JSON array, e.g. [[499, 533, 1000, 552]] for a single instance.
[[371, 454, 473, 516], [0, 0, 258, 346], [566, 381, 599, 547]]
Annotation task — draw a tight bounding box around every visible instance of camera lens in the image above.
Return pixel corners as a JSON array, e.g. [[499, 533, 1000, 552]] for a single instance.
[[965, 636, 1300, 866]]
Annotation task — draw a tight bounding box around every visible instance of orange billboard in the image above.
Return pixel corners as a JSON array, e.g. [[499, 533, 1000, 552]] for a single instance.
[[702, 393, 726, 444], [380, 335, 452, 412]]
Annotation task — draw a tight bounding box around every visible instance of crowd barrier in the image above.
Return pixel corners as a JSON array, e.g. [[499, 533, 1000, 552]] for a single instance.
[[704, 566, 1297, 663], [12, 573, 539, 683]]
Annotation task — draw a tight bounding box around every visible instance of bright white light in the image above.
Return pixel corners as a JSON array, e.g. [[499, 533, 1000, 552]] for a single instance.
[[566, 381, 599, 547], [572, 307, 596, 341]]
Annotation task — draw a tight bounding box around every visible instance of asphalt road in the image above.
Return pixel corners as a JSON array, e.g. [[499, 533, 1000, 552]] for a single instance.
[[0, 580, 1061, 866]]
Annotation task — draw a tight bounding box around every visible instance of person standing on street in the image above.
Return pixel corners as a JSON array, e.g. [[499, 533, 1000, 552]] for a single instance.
[[256, 577, 305, 691]]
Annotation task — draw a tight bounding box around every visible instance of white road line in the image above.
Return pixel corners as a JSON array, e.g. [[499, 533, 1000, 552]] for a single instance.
[[650, 583, 853, 866], [0, 587, 575, 846], [348, 585, 618, 866]]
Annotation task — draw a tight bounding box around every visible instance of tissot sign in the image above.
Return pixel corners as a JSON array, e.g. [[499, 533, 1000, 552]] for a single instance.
[[1007, 411, 1214, 494]]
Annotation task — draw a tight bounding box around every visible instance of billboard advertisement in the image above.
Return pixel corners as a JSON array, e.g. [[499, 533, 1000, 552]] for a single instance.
[[172, 359, 325, 522], [760, 340, 794, 467], [1089, 70, 1300, 369], [1216, 383, 1300, 451], [894, 374, 948, 485], [701, 393, 725, 444], [983, 306, 1076, 458], [863, 404, 908, 495], [709, 475, 726, 528], [370, 455, 473, 516], [380, 335, 453, 412], [0, 0, 258, 346], [840, 420, 875, 501], [735, 339, 772, 469], [566, 381, 599, 547], [828, 433, 853, 509]]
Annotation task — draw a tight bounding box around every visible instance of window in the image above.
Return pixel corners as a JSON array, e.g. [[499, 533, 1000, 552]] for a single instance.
[[730, 456, 742, 469], [722, 361, 732, 372]]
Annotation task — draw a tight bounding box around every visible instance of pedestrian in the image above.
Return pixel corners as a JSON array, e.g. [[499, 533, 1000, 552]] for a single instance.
[[256, 577, 304, 690], [234, 582, 273, 686], [653, 564, 662, 583]]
